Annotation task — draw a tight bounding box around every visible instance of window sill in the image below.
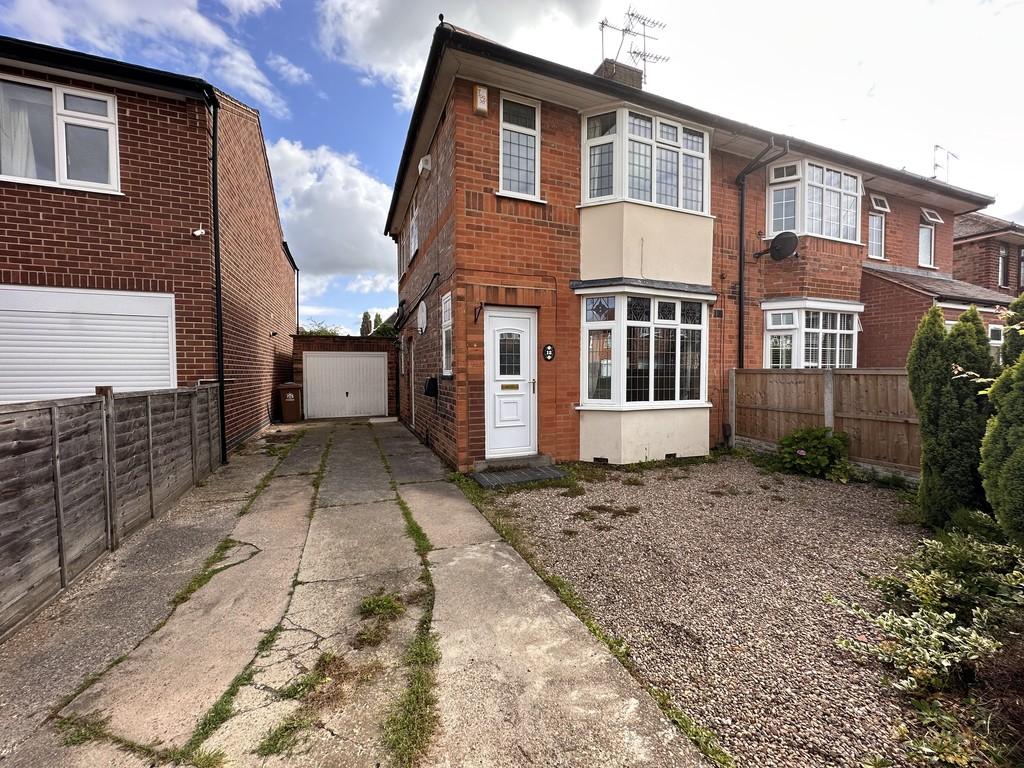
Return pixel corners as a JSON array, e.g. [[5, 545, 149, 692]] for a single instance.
[[577, 198, 715, 219], [866, 256, 887, 262], [764, 231, 862, 247], [576, 401, 712, 411], [440, 373, 454, 380], [917, 263, 940, 270], [0, 174, 123, 196], [495, 190, 547, 205]]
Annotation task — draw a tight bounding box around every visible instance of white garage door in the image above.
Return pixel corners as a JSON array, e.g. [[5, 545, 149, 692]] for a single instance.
[[303, 351, 388, 418], [0, 285, 176, 404]]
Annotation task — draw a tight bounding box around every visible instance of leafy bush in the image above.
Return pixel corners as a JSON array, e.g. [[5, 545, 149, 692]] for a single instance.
[[1000, 293, 1024, 368], [980, 358, 1024, 545], [776, 426, 849, 479]]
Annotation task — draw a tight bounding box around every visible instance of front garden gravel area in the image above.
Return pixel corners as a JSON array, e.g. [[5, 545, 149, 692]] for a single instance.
[[499, 456, 924, 768]]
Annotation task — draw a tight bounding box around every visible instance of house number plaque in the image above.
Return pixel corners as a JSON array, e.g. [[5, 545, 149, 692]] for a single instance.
[[543, 344, 555, 361]]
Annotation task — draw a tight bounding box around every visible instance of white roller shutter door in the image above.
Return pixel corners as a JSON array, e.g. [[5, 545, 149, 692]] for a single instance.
[[0, 285, 176, 403]]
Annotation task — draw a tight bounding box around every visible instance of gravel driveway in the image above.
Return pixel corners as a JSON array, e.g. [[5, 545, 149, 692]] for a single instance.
[[496, 456, 923, 768]]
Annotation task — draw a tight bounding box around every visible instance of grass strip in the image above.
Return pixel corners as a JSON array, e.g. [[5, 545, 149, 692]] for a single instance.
[[450, 471, 736, 767], [171, 537, 240, 606], [240, 429, 306, 516]]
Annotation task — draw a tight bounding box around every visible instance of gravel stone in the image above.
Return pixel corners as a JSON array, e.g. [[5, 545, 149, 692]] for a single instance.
[[500, 456, 923, 768]]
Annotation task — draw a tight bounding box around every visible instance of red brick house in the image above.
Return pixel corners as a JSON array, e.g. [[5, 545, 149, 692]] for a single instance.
[[384, 24, 995, 470], [0, 36, 298, 454]]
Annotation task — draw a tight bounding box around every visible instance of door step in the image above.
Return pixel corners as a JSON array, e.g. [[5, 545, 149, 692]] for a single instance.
[[472, 454, 553, 472], [470, 463, 565, 490]]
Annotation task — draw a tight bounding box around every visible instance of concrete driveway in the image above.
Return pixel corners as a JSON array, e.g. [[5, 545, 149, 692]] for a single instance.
[[0, 419, 699, 767]]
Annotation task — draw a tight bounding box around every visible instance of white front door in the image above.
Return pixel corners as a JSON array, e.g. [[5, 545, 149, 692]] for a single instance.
[[484, 307, 537, 459]]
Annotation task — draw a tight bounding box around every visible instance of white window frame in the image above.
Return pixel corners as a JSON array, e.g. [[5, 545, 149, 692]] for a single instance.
[[921, 207, 944, 224], [1020, 246, 1024, 291], [0, 73, 120, 194], [998, 245, 1009, 288], [918, 222, 935, 268], [440, 292, 453, 376], [580, 105, 711, 215], [498, 93, 542, 202], [989, 323, 1004, 363], [770, 184, 799, 235], [760, 299, 863, 370], [578, 289, 712, 410], [869, 193, 891, 213], [867, 212, 886, 260], [766, 157, 862, 244], [409, 194, 419, 260]]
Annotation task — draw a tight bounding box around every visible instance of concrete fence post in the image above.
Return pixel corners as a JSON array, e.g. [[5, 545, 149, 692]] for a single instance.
[[728, 368, 737, 448], [96, 386, 119, 549], [823, 369, 835, 429]]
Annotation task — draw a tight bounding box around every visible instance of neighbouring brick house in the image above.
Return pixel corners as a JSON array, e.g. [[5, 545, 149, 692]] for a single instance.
[[0, 36, 298, 452], [384, 23, 995, 470]]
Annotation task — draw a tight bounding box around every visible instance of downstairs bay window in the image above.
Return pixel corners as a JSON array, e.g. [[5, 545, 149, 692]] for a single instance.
[[581, 292, 710, 408], [762, 300, 862, 369]]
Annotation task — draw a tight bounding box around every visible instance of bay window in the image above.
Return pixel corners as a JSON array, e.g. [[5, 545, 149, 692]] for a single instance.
[[0, 75, 119, 192], [762, 301, 861, 369], [766, 159, 862, 244], [581, 106, 709, 214], [499, 94, 540, 199], [581, 292, 710, 407]]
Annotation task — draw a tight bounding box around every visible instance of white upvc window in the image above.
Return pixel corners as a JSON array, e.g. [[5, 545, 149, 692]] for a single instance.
[[766, 158, 862, 244], [918, 222, 935, 267], [409, 195, 419, 258], [499, 94, 541, 200], [580, 291, 711, 408], [989, 324, 1004, 363], [761, 300, 861, 369], [869, 193, 891, 213], [998, 245, 1009, 288], [921, 208, 944, 225], [868, 212, 885, 260], [1019, 246, 1024, 291], [0, 74, 120, 193], [440, 292, 453, 375], [581, 106, 710, 214]]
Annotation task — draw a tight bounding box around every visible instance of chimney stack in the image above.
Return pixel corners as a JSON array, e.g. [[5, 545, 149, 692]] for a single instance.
[[593, 59, 643, 89]]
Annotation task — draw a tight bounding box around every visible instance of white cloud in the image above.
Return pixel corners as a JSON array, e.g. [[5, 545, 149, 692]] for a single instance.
[[219, 0, 279, 18], [3, 0, 289, 117], [267, 52, 312, 85], [267, 138, 395, 289], [346, 273, 398, 294], [317, 0, 601, 109]]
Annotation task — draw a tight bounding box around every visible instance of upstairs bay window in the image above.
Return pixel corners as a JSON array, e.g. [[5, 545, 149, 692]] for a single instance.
[[766, 159, 862, 244], [500, 95, 540, 200], [581, 107, 709, 214], [581, 292, 709, 408], [0, 75, 119, 192]]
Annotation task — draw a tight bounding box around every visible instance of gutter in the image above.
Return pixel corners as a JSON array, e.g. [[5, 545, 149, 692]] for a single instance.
[[208, 88, 228, 464]]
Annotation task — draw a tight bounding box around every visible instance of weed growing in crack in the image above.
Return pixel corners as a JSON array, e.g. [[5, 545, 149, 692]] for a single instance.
[[171, 538, 240, 607], [57, 713, 109, 746], [354, 621, 388, 648], [279, 652, 342, 700], [359, 592, 405, 620], [309, 432, 333, 519], [181, 667, 255, 755], [649, 687, 735, 767], [256, 624, 282, 655], [255, 712, 313, 756]]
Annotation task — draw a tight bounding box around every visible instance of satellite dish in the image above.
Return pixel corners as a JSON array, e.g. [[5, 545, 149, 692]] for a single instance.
[[768, 231, 799, 261]]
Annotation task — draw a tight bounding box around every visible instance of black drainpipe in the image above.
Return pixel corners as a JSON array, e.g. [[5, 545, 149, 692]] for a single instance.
[[209, 89, 228, 464], [734, 138, 789, 369]]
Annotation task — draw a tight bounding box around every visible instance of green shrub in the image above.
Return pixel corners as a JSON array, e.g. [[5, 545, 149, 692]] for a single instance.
[[980, 358, 1024, 544], [1000, 293, 1024, 367], [776, 426, 849, 479]]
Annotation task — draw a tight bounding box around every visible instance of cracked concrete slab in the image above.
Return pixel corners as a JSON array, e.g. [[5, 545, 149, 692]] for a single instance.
[[233, 474, 315, 552], [399, 481, 500, 550], [299, 501, 418, 582], [389, 450, 448, 484], [316, 451, 392, 507], [424, 541, 700, 767]]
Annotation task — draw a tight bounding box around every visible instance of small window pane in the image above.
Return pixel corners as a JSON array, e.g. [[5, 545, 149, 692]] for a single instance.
[[682, 128, 704, 152], [770, 311, 794, 327], [868, 213, 884, 258], [64, 93, 107, 116], [659, 122, 678, 143], [919, 225, 934, 266], [64, 123, 110, 184], [839, 313, 854, 331], [682, 155, 703, 211], [824, 189, 841, 238], [0, 80, 56, 181], [586, 296, 615, 322], [679, 329, 701, 400], [587, 329, 612, 400], [805, 311, 820, 329], [587, 112, 616, 138], [502, 100, 535, 129], [498, 332, 521, 376], [821, 332, 838, 368], [804, 331, 820, 366], [627, 296, 651, 322], [772, 187, 797, 232], [841, 194, 858, 241], [838, 334, 853, 368], [443, 327, 453, 372], [842, 173, 858, 193], [626, 326, 650, 402], [502, 128, 536, 195], [653, 327, 676, 401], [680, 302, 701, 325], [822, 312, 838, 330], [773, 163, 798, 180], [589, 143, 614, 198], [655, 147, 678, 207], [808, 164, 824, 184], [628, 112, 652, 138], [657, 300, 676, 321], [769, 334, 793, 369], [807, 186, 823, 235], [825, 168, 842, 188], [628, 140, 652, 201]]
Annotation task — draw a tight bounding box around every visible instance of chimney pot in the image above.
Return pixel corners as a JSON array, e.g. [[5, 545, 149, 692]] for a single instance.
[[593, 58, 643, 89]]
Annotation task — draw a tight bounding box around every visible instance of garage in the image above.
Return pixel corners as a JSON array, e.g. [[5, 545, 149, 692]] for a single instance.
[[0, 285, 176, 403], [302, 350, 389, 418]]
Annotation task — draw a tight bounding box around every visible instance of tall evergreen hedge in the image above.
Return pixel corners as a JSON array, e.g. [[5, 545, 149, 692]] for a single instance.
[[1001, 293, 1024, 368], [980, 357, 1024, 544]]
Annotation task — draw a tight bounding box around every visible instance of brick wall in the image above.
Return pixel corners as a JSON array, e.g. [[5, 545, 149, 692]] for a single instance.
[[953, 238, 1021, 298], [858, 271, 933, 367], [0, 64, 218, 386], [869, 195, 955, 274], [216, 93, 297, 446], [291, 335, 397, 417]]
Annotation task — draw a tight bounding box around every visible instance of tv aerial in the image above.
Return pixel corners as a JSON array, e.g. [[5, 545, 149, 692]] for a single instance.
[[598, 8, 670, 84]]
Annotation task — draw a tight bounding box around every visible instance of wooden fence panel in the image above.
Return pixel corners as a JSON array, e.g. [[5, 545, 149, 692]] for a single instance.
[[55, 401, 107, 582], [731, 368, 920, 475], [113, 397, 152, 537], [150, 392, 196, 513]]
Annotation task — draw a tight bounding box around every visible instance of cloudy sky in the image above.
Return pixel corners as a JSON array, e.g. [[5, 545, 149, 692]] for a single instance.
[[1, 0, 1021, 332]]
